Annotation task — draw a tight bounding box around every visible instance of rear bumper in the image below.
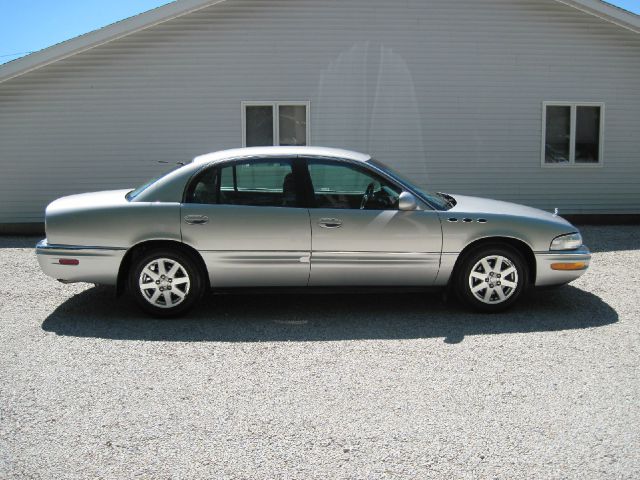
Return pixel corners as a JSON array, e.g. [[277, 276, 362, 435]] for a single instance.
[[534, 246, 591, 287], [35, 239, 125, 285]]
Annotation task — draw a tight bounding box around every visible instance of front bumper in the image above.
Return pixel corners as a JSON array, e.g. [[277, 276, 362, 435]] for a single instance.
[[534, 246, 591, 287], [35, 239, 126, 285]]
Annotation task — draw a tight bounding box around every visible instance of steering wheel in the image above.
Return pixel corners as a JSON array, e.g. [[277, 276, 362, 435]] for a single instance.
[[360, 182, 376, 209]]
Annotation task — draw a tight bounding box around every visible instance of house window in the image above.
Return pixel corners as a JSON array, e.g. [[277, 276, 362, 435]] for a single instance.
[[542, 102, 604, 166], [242, 102, 310, 147]]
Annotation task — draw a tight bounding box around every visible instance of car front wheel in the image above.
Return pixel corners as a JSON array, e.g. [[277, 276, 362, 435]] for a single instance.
[[129, 249, 204, 317], [456, 245, 528, 313]]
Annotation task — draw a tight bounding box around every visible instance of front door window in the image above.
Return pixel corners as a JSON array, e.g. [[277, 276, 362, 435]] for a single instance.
[[307, 160, 401, 210]]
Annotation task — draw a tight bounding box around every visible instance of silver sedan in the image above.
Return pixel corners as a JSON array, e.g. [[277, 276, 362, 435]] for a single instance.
[[36, 146, 591, 316]]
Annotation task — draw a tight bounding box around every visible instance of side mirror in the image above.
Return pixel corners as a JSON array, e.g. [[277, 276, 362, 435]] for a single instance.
[[398, 191, 418, 211]]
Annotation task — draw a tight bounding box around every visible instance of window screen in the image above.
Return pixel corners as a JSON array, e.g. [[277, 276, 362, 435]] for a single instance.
[[575, 106, 601, 164], [245, 105, 274, 147], [279, 105, 307, 146], [545, 106, 571, 164]]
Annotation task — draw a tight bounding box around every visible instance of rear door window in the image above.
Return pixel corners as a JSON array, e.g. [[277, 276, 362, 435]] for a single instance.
[[186, 159, 299, 207]]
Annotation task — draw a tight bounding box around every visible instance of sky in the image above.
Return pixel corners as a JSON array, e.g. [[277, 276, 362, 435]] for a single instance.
[[1, 0, 639, 66]]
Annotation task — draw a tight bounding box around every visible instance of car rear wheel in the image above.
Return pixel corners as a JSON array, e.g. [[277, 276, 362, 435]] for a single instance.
[[129, 249, 204, 317], [456, 245, 528, 313]]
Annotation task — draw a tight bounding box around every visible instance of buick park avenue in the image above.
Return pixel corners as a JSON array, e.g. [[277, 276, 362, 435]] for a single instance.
[[36, 147, 590, 316]]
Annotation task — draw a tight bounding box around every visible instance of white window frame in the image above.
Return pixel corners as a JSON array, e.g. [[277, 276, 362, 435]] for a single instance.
[[241, 101, 311, 147], [541, 101, 605, 168]]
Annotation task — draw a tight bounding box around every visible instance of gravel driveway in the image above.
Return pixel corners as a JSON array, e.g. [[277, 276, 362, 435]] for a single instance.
[[1, 226, 639, 479]]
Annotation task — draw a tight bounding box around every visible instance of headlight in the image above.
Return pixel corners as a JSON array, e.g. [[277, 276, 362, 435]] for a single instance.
[[550, 232, 583, 251]]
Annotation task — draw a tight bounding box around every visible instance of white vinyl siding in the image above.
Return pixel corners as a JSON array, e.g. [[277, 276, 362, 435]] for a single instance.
[[0, 0, 639, 222], [542, 102, 605, 167]]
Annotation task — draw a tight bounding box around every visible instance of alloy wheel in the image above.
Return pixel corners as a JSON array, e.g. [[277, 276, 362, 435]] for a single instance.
[[138, 258, 191, 309], [468, 255, 519, 305]]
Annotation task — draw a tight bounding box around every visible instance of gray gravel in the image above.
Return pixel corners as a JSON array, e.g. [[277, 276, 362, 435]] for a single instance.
[[1, 225, 639, 479]]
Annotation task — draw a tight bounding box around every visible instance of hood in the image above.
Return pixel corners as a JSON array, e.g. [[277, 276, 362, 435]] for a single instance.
[[447, 194, 572, 226]]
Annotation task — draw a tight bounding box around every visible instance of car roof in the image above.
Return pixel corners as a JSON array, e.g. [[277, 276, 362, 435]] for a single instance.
[[192, 146, 371, 165]]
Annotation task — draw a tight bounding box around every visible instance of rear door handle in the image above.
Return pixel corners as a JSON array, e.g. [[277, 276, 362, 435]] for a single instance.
[[184, 214, 209, 225], [318, 218, 343, 229]]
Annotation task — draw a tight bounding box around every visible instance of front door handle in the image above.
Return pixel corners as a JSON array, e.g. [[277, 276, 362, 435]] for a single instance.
[[318, 218, 343, 229], [184, 214, 209, 225]]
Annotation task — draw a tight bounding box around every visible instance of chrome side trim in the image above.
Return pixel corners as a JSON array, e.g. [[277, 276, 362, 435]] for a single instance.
[[36, 239, 126, 252], [532, 246, 591, 256], [209, 252, 310, 265], [311, 251, 440, 264]]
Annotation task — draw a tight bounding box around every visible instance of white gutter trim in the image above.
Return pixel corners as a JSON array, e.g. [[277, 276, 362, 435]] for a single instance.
[[554, 0, 640, 34]]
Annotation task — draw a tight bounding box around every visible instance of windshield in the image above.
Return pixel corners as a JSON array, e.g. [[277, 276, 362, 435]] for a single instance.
[[126, 164, 182, 201], [368, 159, 452, 210]]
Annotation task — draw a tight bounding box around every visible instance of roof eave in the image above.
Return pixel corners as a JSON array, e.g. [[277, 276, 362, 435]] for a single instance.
[[555, 0, 640, 33], [0, 0, 223, 85], [0, 0, 637, 85]]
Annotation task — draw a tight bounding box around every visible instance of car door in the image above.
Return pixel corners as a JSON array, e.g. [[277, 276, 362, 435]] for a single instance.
[[181, 157, 311, 287], [303, 158, 442, 286]]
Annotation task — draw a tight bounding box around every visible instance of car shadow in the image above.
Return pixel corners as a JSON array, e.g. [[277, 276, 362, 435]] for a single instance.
[[41, 286, 617, 344], [0, 235, 41, 248], [579, 225, 640, 253]]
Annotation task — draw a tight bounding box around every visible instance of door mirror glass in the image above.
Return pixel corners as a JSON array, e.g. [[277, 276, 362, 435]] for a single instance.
[[398, 192, 418, 211]]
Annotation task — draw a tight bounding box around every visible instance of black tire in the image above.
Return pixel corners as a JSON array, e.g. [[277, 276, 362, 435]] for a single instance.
[[129, 248, 205, 317], [455, 244, 529, 313]]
